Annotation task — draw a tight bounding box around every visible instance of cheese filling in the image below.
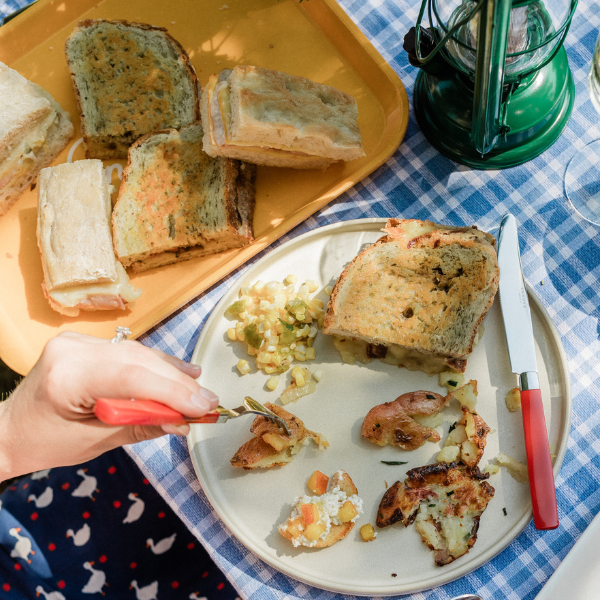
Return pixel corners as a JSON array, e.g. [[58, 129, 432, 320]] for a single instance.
[[48, 261, 141, 308], [332, 336, 462, 375], [0, 110, 58, 185], [285, 485, 363, 548]]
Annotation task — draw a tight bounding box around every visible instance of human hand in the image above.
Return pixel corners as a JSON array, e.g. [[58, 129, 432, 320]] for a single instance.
[[0, 331, 218, 480]]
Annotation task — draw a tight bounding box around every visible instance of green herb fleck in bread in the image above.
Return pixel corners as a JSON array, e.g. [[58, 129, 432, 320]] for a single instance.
[[322, 219, 499, 374], [65, 19, 199, 159], [112, 121, 256, 273]]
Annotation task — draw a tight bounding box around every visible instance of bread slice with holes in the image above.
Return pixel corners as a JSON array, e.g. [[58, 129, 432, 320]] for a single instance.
[[200, 65, 364, 169], [112, 121, 256, 273], [322, 219, 499, 374], [65, 19, 199, 159], [0, 61, 74, 216]]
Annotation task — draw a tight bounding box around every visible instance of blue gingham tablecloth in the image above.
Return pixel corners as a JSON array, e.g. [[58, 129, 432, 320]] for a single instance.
[[4, 0, 600, 598]]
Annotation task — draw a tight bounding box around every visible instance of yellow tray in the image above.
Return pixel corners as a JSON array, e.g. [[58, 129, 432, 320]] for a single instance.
[[0, 0, 409, 375]]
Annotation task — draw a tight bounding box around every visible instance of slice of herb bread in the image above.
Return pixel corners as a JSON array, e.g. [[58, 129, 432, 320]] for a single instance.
[[65, 20, 199, 159], [112, 121, 256, 273], [323, 219, 499, 374]]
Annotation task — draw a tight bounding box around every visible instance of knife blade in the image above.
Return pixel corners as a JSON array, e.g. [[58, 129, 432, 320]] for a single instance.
[[497, 213, 558, 530]]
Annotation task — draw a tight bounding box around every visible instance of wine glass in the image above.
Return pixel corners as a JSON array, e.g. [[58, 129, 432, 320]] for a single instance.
[[565, 31, 600, 226]]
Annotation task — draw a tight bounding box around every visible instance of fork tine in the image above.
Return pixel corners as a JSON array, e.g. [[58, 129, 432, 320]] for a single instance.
[[243, 396, 291, 435]]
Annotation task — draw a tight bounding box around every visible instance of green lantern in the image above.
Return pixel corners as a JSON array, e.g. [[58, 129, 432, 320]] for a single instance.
[[405, 0, 578, 169]]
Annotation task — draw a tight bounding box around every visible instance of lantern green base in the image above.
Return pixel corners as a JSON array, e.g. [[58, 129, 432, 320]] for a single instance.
[[413, 46, 575, 170]]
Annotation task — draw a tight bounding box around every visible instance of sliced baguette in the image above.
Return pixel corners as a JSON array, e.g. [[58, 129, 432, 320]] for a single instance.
[[112, 121, 255, 273], [65, 20, 199, 159], [323, 219, 499, 374]]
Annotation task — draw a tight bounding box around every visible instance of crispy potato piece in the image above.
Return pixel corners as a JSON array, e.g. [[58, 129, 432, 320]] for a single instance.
[[376, 462, 494, 566], [362, 390, 448, 451], [279, 470, 360, 548], [438, 406, 490, 468], [230, 403, 327, 470]]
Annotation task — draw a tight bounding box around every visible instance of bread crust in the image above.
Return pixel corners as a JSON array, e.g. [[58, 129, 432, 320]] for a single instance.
[[65, 19, 199, 159], [323, 219, 499, 366]]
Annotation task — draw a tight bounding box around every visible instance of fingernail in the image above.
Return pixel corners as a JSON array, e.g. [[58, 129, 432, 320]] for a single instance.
[[190, 388, 219, 410]]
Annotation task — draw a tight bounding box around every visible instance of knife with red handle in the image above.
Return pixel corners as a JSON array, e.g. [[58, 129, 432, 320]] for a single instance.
[[497, 213, 558, 530], [94, 396, 291, 434]]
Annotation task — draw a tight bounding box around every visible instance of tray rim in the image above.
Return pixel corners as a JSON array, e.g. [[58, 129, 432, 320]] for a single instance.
[[187, 217, 572, 596], [0, 0, 409, 375]]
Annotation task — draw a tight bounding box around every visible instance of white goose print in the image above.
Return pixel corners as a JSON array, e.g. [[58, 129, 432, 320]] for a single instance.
[[31, 469, 52, 480], [66, 522, 91, 546], [188, 594, 207, 600], [72, 469, 99, 500], [130, 580, 159, 600], [35, 585, 66, 600], [9, 527, 35, 563], [123, 493, 145, 524], [82, 561, 107, 594], [146, 533, 176, 554], [28, 486, 54, 508]]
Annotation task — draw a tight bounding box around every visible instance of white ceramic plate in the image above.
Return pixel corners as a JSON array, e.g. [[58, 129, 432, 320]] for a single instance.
[[188, 218, 571, 596]]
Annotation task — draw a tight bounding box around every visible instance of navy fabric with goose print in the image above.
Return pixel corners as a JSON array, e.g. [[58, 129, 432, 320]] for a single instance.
[[0, 448, 240, 600]]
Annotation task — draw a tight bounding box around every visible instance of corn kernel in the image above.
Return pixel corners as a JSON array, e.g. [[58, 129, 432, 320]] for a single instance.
[[266, 376, 280, 390], [294, 351, 307, 362], [226, 328, 237, 341], [237, 360, 251, 375], [251, 281, 264, 295], [291, 366, 304, 377], [313, 368, 324, 382], [258, 352, 272, 363], [285, 274, 298, 285], [264, 366, 276, 374], [324, 286, 333, 295], [294, 371, 306, 386], [305, 279, 318, 292], [306, 347, 316, 360]]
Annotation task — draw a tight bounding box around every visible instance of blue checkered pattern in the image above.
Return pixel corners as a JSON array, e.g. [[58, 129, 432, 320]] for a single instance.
[[3, 0, 600, 598]]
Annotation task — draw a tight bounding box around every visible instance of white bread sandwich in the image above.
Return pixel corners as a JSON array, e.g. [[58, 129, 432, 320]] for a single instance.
[[200, 65, 365, 169], [322, 219, 499, 374], [112, 121, 256, 273], [37, 160, 141, 316], [0, 62, 74, 216], [65, 20, 199, 159]]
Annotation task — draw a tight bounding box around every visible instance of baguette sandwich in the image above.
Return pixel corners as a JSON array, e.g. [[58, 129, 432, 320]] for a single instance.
[[65, 20, 199, 159], [322, 219, 499, 374], [200, 65, 365, 169], [0, 62, 74, 216], [112, 121, 256, 273], [37, 160, 141, 316]]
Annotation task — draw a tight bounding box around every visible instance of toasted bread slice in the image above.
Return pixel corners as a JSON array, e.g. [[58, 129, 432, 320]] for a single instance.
[[200, 66, 364, 169], [230, 404, 327, 470], [0, 62, 73, 216], [65, 20, 199, 159], [376, 462, 494, 566], [323, 219, 499, 374], [112, 121, 256, 273], [279, 470, 361, 548]]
